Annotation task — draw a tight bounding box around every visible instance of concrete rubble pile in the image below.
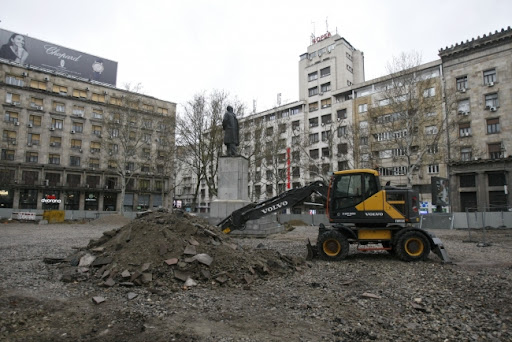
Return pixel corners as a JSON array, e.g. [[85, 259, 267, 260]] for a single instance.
[[53, 210, 305, 290]]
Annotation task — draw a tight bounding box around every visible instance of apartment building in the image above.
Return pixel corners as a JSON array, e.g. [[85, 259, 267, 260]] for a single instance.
[[0, 62, 176, 212], [439, 27, 512, 211]]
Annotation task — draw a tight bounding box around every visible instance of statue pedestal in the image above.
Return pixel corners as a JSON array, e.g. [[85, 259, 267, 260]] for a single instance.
[[209, 156, 251, 222], [209, 156, 283, 236]]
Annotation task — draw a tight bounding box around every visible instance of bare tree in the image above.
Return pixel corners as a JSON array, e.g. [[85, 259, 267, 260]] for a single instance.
[[176, 90, 245, 211], [366, 52, 446, 186]]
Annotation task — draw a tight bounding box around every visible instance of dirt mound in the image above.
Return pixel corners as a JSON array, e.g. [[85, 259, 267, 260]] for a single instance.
[[58, 210, 305, 289], [88, 214, 132, 226]]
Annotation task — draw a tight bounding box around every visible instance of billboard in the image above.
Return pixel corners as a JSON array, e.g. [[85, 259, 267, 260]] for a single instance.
[[431, 176, 449, 206], [0, 28, 117, 86]]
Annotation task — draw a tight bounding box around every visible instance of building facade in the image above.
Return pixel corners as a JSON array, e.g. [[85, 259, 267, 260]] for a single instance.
[[0, 61, 176, 212]]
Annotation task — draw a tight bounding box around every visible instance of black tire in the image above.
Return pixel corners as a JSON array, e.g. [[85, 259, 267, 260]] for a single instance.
[[396, 231, 431, 262], [317, 230, 349, 261]]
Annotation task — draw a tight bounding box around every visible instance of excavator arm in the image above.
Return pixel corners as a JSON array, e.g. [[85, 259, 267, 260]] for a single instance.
[[218, 180, 327, 233]]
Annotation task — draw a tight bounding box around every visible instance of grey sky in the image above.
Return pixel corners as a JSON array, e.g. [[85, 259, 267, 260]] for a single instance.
[[2, 0, 511, 113]]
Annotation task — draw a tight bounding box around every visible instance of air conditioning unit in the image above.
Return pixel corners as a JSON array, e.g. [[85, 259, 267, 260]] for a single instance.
[[27, 142, 32, 147], [488, 82, 494, 87], [79, 149, 83, 153], [321, 123, 325, 126], [22, 72, 28, 77], [103, 91, 108, 95], [14, 122, 20, 126], [44, 77, 50, 81], [319, 92, 324, 96], [490, 107, 497, 112], [11, 141, 16, 145], [85, 87, 89, 91], [485, 105, 491, 110], [28, 123, 33, 128], [50, 142, 56, 147], [90, 149, 94, 154], [459, 88, 466, 93], [337, 118, 342, 122], [114, 120, 120, 124]]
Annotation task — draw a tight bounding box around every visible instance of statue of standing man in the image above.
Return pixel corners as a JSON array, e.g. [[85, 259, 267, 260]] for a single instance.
[[222, 105, 239, 156]]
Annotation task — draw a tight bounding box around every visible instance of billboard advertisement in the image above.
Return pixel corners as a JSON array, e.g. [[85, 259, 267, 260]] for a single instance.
[[0, 28, 117, 86], [431, 176, 449, 206]]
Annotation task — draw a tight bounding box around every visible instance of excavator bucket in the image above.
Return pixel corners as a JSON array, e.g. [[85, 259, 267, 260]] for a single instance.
[[426, 231, 451, 263], [306, 239, 318, 260]]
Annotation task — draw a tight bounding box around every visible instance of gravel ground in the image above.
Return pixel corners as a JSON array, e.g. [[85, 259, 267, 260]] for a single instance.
[[0, 219, 511, 342]]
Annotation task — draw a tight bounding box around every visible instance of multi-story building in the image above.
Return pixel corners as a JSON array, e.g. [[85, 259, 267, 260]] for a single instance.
[[439, 27, 512, 211], [0, 61, 176, 212]]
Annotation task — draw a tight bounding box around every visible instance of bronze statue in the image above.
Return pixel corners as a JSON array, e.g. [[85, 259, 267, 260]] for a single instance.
[[222, 105, 239, 156]]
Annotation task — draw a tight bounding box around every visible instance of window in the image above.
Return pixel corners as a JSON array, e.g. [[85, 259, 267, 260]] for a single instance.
[[459, 174, 476, 187], [488, 143, 503, 159], [49, 154, 60, 165], [92, 125, 102, 136], [265, 127, 273, 136], [309, 117, 318, 128], [72, 122, 83, 133], [458, 99, 470, 115], [337, 126, 347, 137], [346, 65, 353, 73], [346, 52, 352, 61], [461, 147, 472, 161], [425, 125, 438, 135], [427, 164, 439, 174], [456, 76, 468, 91], [379, 150, 392, 159], [51, 118, 63, 130], [25, 151, 38, 163], [320, 66, 330, 77], [320, 82, 331, 93], [91, 93, 106, 102], [392, 148, 405, 156], [92, 109, 103, 119], [72, 89, 87, 98], [70, 156, 81, 167], [1, 149, 15, 161], [53, 101, 65, 113], [337, 109, 347, 120], [379, 98, 390, 107], [321, 131, 330, 142], [485, 93, 498, 109], [309, 133, 319, 144], [71, 105, 84, 116], [292, 151, 300, 161], [309, 149, 319, 159], [360, 121, 369, 130], [427, 144, 439, 154], [266, 170, 273, 181], [309, 102, 318, 112], [90, 141, 101, 153], [28, 115, 41, 127], [321, 114, 332, 125], [6, 74, 24, 87], [4, 111, 18, 123], [308, 87, 319, 97], [28, 133, 40, 146], [30, 80, 46, 90], [110, 97, 122, 106], [423, 87, 436, 98], [266, 184, 273, 196], [338, 161, 349, 171], [157, 107, 168, 115], [358, 103, 367, 113], [338, 143, 348, 155], [143, 133, 151, 143], [52, 84, 68, 95], [487, 118, 500, 134], [30, 97, 43, 110], [50, 136, 61, 147], [278, 123, 286, 134], [483, 69, 496, 85], [3, 130, 16, 144], [459, 123, 471, 137], [321, 98, 332, 108], [6, 92, 21, 105], [488, 172, 506, 187], [71, 139, 82, 150], [142, 104, 154, 112], [360, 136, 368, 145], [89, 158, 100, 169], [142, 120, 152, 129], [308, 71, 318, 82]]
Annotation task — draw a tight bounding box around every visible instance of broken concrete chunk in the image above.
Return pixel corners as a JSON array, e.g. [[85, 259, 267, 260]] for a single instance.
[[184, 257, 195, 263], [184, 278, 197, 287], [92, 296, 106, 304], [193, 253, 213, 266], [91, 247, 105, 253], [215, 275, 228, 284], [78, 254, 96, 267], [164, 258, 179, 266], [103, 278, 115, 287], [158, 244, 167, 256], [127, 292, 138, 300], [121, 270, 131, 278], [119, 282, 135, 287], [91, 257, 113, 267], [183, 245, 197, 255], [188, 237, 200, 246], [130, 271, 142, 281], [141, 273, 153, 284], [140, 263, 151, 272], [174, 270, 192, 282], [244, 275, 254, 285]]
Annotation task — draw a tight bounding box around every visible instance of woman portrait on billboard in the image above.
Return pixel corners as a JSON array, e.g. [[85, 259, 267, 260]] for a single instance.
[[0, 33, 29, 64]]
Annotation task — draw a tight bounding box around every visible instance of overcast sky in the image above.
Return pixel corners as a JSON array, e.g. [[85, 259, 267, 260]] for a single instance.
[[2, 0, 511, 114]]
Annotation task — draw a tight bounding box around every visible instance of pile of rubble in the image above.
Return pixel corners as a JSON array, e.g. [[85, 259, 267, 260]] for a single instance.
[[53, 210, 305, 290]]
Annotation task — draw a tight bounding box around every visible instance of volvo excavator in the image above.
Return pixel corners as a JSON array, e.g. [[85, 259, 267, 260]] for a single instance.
[[218, 169, 450, 263]]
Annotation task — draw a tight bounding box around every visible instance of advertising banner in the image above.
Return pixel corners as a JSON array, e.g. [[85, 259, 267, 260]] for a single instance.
[[431, 176, 449, 206], [0, 28, 117, 86]]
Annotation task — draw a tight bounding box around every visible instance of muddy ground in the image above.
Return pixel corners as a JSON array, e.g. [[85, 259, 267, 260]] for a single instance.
[[0, 213, 511, 342]]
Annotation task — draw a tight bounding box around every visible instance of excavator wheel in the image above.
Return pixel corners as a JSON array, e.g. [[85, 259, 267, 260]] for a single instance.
[[395, 231, 431, 262], [317, 230, 349, 261]]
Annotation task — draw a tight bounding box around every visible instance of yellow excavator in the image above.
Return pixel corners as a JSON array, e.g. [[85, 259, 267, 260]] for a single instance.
[[219, 169, 450, 262]]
